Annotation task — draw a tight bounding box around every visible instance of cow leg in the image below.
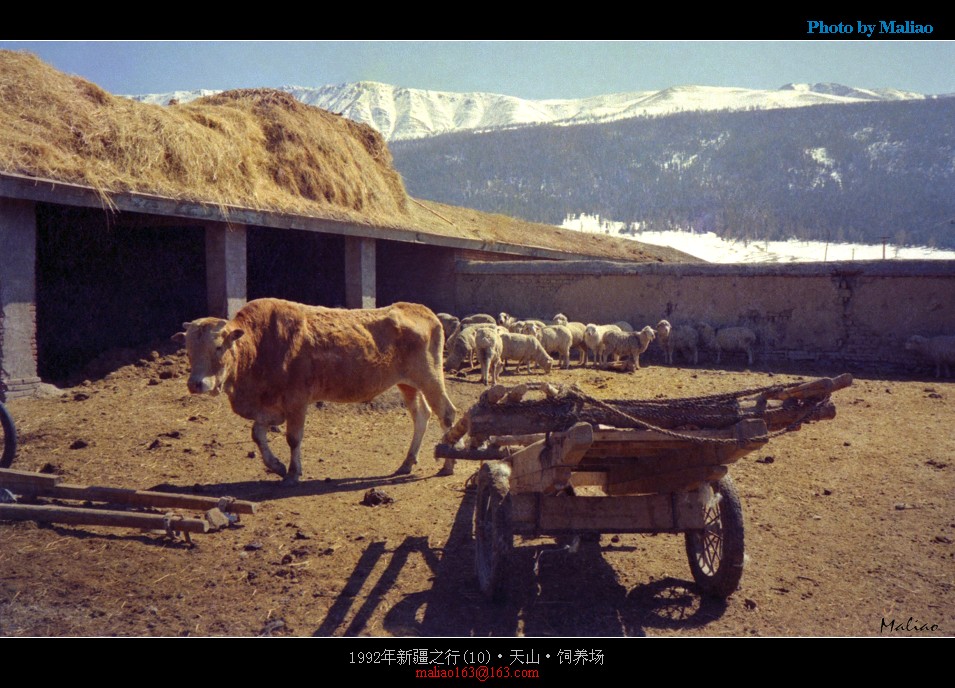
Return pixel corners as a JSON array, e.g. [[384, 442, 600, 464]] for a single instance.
[[418, 381, 458, 477], [283, 406, 307, 486], [252, 421, 287, 479], [395, 384, 432, 476]]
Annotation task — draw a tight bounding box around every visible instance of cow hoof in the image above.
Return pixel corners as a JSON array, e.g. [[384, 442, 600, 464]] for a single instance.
[[436, 465, 455, 477], [265, 462, 287, 478], [393, 463, 414, 476], [281, 474, 300, 486]]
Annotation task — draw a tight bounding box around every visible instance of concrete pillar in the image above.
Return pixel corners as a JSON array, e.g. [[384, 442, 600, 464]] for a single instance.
[[345, 236, 376, 309], [0, 199, 40, 400], [205, 223, 247, 319]]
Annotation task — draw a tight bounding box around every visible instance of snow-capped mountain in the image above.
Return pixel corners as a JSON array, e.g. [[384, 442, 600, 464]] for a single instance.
[[127, 81, 934, 142]]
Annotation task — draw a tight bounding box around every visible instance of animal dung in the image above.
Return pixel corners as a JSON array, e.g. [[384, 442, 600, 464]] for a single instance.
[[361, 488, 394, 507]]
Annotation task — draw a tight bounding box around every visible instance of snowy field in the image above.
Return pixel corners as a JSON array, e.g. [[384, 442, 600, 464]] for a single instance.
[[562, 213, 955, 263]]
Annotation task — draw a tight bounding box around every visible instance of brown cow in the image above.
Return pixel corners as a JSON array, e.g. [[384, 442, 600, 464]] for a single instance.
[[172, 298, 457, 484]]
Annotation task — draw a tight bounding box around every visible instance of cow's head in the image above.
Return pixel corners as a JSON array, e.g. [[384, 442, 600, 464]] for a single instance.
[[172, 318, 244, 395]]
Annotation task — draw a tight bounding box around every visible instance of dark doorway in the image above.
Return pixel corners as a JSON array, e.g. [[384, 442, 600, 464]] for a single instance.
[[247, 227, 345, 306], [35, 204, 206, 382]]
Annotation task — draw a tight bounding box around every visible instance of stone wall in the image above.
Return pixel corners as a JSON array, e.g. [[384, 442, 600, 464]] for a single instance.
[[454, 260, 955, 374]]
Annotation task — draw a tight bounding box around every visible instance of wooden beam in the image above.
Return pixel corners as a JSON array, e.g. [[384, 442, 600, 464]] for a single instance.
[[433, 444, 507, 461], [541, 423, 593, 493], [511, 487, 712, 534], [605, 465, 727, 497], [568, 471, 608, 490], [506, 440, 548, 493], [20, 483, 257, 515], [1, 471, 256, 514], [769, 374, 853, 401], [0, 503, 211, 533], [0, 468, 62, 489], [0, 172, 609, 262]]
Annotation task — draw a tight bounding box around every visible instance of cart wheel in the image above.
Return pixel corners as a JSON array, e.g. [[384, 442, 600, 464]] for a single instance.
[[0, 401, 16, 469], [474, 461, 513, 601], [684, 475, 744, 598]]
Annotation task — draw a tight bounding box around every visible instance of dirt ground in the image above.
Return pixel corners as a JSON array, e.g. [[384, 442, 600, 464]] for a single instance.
[[0, 343, 952, 638]]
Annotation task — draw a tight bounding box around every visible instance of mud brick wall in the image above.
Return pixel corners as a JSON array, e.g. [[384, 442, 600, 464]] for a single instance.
[[0, 198, 41, 400], [454, 260, 955, 374], [376, 242, 549, 316]]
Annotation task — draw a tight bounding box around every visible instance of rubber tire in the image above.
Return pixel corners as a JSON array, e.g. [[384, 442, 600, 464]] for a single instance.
[[474, 461, 513, 602], [685, 475, 745, 598], [0, 402, 16, 469]]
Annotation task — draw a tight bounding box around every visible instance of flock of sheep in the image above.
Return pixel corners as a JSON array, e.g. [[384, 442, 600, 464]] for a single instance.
[[437, 310, 955, 382], [436, 310, 761, 386]]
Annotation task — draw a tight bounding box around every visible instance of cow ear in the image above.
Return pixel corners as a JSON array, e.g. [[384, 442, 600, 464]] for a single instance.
[[224, 329, 244, 347], [182, 321, 193, 330], [171, 331, 187, 344]]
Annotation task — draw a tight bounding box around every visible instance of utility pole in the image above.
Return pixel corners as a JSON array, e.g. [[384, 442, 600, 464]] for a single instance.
[[881, 236, 889, 259]]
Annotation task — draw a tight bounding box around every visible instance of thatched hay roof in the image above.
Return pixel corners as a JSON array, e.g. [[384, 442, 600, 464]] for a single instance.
[[0, 50, 407, 221], [0, 50, 691, 262]]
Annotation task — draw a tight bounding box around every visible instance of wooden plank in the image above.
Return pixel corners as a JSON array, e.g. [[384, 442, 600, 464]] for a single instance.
[[592, 427, 734, 443], [0, 469, 61, 489], [771, 374, 852, 401], [488, 433, 547, 446], [17, 483, 257, 515], [555, 423, 595, 465], [592, 448, 730, 482], [0, 503, 211, 533], [507, 440, 548, 493], [578, 441, 749, 476], [764, 400, 835, 430], [606, 465, 727, 497], [508, 424, 593, 494], [568, 471, 608, 490], [735, 418, 769, 444], [511, 492, 708, 533], [541, 423, 593, 493], [587, 438, 713, 456], [433, 444, 506, 461]]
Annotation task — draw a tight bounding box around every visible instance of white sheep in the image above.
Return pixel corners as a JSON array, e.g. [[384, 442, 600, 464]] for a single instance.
[[501, 312, 565, 332], [655, 319, 673, 361], [601, 326, 656, 371], [474, 327, 504, 386], [518, 321, 543, 338], [445, 323, 498, 371], [905, 335, 955, 378], [460, 313, 497, 327], [548, 313, 578, 362], [698, 324, 757, 366], [500, 332, 554, 375], [671, 324, 701, 365], [537, 324, 574, 369], [563, 321, 589, 366], [435, 313, 460, 344], [584, 323, 624, 366], [656, 320, 700, 365]]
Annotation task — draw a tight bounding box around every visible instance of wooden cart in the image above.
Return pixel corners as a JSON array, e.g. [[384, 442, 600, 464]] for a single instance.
[[435, 374, 853, 600]]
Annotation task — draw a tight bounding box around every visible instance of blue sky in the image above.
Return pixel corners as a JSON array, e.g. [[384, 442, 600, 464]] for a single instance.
[[0, 40, 952, 99]]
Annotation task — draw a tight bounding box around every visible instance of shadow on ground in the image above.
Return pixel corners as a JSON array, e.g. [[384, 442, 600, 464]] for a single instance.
[[312, 486, 729, 637]]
